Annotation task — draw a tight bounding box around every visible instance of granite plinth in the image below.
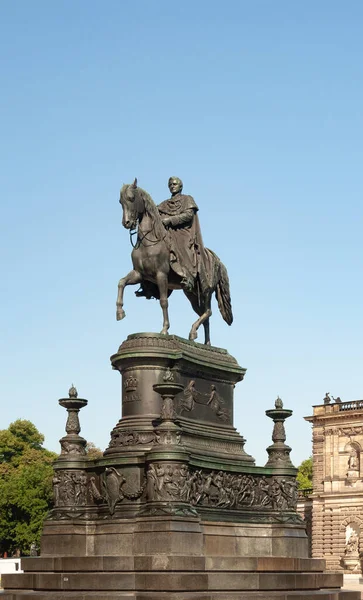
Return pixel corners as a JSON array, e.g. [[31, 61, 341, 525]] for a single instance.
[[1, 553, 360, 599]]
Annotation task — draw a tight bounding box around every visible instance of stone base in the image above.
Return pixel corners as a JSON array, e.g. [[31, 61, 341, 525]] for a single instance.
[[1, 334, 357, 598], [0, 554, 359, 599], [38, 517, 309, 559], [1, 518, 359, 599]]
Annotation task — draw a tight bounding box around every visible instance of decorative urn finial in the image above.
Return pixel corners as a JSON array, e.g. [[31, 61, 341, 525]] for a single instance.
[[265, 396, 294, 468], [58, 386, 88, 459], [68, 384, 78, 398], [275, 396, 283, 409]]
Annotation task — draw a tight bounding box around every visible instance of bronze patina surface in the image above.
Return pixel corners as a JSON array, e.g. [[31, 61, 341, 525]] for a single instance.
[[116, 178, 232, 345]]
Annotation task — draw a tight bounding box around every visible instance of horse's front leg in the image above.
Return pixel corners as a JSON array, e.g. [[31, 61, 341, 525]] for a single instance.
[[116, 269, 142, 321], [156, 272, 170, 335]]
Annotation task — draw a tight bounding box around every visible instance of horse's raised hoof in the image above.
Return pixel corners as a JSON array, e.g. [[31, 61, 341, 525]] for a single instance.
[[116, 308, 126, 321]]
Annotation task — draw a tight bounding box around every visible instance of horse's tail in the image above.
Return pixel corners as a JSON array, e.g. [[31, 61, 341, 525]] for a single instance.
[[215, 261, 233, 326]]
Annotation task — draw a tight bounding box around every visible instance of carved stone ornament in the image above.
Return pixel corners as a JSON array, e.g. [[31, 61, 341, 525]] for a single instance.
[[154, 429, 181, 446], [342, 528, 361, 571], [345, 530, 359, 555], [346, 445, 360, 478], [58, 387, 88, 456], [145, 464, 298, 511], [160, 397, 177, 421], [265, 397, 294, 468], [53, 470, 88, 507], [153, 371, 184, 422], [123, 373, 141, 402], [146, 463, 190, 502], [66, 411, 80, 434], [178, 381, 230, 421], [88, 476, 104, 503], [324, 427, 339, 436], [60, 440, 86, 456], [339, 426, 363, 436], [124, 375, 138, 392], [101, 467, 146, 515], [163, 367, 174, 382], [68, 384, 78, 398], [108, 429, 155, 448]]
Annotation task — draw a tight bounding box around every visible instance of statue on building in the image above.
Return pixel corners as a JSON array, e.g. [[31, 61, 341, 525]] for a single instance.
[[348, 447, 359, 471], [323, 393, 331, 405], [345, 530, 359, 555]]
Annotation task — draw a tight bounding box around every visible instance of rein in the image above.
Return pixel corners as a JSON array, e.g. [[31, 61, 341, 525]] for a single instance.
[[129, 221, 166, 249], [129, 228, 139, 248], [125, 188, 167, 249]]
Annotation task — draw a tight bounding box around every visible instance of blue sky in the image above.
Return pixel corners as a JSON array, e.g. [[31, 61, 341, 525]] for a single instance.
[[1, 1, 362, 466]]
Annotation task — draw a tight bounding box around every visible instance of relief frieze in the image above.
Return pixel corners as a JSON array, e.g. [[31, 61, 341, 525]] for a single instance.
[[146, 463, 298, 511], [179, 380, 230, 421], [108, 429, 155, 448], [53, 470, 88, 507]]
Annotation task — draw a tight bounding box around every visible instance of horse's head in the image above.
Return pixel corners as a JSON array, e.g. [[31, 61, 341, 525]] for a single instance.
[[119, 178, 144, 230]]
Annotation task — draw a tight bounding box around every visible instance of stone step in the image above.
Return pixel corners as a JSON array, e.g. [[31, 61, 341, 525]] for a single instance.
[[1, 570, 345, 592], [0, 589, 361, 600], [0, 595, 134, 600], [20, 556, 326, 573]]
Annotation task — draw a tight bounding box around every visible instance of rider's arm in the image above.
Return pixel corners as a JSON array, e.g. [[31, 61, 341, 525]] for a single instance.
[[167, 208, 195, 227]]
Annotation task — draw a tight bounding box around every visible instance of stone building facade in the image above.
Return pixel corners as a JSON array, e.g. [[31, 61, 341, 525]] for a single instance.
[[305, 397, 363, 573]]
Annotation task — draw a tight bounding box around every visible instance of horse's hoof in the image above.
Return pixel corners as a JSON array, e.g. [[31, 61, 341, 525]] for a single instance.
[[116, 309, 126, 321], [189, 331, 197, 342], [160, 328, 169, 335]]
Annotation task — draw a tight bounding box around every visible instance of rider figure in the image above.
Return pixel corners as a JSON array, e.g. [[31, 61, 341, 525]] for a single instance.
[[158, 177, 204, 292]]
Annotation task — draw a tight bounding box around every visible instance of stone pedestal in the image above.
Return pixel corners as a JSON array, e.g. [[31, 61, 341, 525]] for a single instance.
[[0, 334, 359, 599]]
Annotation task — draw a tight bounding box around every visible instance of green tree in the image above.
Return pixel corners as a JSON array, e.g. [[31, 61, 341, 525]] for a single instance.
[[0, 420, 57, 555], [297, 456, 313, 490], [85, 442, 103, 460]]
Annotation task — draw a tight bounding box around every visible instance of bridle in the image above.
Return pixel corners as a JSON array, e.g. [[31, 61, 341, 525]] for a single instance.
[[129, 217, 167, 249], [124, 188, 167, 249]]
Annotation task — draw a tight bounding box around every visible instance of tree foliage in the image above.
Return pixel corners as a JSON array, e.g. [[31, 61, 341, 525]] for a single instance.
[[0, 420, 57, 555], [296, 456, 313, 490], [85, 442, 103, 460]]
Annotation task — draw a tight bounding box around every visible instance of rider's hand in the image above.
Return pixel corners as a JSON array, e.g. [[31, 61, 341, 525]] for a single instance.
[[162, 217, 171, 227]]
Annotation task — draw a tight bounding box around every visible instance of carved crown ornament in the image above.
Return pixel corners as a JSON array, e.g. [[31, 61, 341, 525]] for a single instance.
[[124, 375, 138, 392]]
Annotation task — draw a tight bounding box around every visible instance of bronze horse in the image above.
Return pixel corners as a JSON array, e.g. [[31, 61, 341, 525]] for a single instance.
[[116, 179, 233, 345]]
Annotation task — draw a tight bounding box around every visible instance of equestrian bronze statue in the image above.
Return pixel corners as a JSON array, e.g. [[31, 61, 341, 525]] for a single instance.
[[116, 177, 233, 345]]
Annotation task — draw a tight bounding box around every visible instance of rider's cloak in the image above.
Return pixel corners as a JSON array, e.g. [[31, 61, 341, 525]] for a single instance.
[[157, 193, 209, 290]]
